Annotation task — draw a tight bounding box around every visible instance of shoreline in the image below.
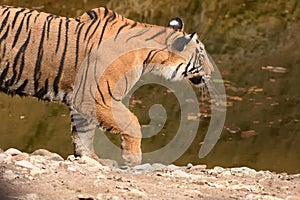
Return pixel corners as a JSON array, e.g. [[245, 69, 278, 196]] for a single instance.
[[1, 148, 299, 199]]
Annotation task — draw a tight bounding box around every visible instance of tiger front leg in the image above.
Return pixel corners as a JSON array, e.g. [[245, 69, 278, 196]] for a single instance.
[[95, 101, 142, 166], [71, 109, 118, 167]]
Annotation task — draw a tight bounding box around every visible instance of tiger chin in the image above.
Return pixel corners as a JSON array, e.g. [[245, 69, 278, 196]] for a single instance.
[[0, 6, 214, 167]]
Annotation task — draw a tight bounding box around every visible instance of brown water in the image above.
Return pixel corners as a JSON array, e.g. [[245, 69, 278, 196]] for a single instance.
[[0, 0, 299, 174]]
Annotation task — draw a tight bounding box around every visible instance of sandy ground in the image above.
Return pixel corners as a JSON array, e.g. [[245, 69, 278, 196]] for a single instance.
[[0, 148, 299, 200]]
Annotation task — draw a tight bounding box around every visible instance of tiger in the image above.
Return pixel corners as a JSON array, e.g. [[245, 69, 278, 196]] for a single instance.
[[0, 5, 214, 166]]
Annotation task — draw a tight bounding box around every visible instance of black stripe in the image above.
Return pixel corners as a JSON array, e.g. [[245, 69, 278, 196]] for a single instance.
[[16, 30, 31, 82], [80, 47, 93, 103], [97, 18, 109, 48], [0, 62, 9, 85], [34, 78, 49, 99], [85, 19, 101, 50], [74, 23, 84, 68], [15, 79, 28, 95], [25, 11, 34, 31], [34, 21, 46, 93], [103, 8, 109, 18], [145, 29, 166, 41], [1, 7, 9, 16], [108, 11, 117, 22], [0, 25, 10, 47], [107, 81, 121, 101], [130, 21, 137, 29], [171, 63, 183, 79], [12, 8, 26, 29], [46, 15, 54, 40], [0, 11, 10, 34], [84, 17, 97, 41], [12, 14, 27, 48], [93, 59, 108, 107], [53, 19, 69, 95], [55, 19, 63, 53], [34, 13, 40, 23], [86, 10, 97, 20], [126, 28, 150, 43], [114, 23, 128, 41], [1, 44, 6, 59]]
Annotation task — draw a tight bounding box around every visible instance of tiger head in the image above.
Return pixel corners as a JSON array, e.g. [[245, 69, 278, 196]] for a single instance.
[[165, 17, 214, 87]]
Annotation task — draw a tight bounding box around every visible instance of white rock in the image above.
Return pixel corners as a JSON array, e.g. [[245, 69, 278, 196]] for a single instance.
[[5, 148, 22, 156], [67, 166, 77, 172], [152, 163, 166, 171], [78, 156, 102, 167], [129, 188, 148, 198], [132, 163, 153, 171], [166, 164, 179, 171], [15, 160, 38, 170], [172, 170, 190, 178], [31, 149, 64, 161], [3, 170, 18, 180], [0, 153, 12, 163]]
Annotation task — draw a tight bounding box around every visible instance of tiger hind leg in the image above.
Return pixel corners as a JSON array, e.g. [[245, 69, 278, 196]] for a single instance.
[[71, 110, 118, 167]]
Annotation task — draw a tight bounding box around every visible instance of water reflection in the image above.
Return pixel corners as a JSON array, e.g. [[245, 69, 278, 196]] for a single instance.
[[0, 0, 299, 173]]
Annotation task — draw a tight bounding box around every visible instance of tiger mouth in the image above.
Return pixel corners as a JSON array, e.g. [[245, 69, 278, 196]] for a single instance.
[[189, 76, 203, 85], [188, 74, 211, 86]]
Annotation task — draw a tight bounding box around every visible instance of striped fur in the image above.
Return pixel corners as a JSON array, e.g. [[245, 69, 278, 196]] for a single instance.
[[0, 6, 213, 166]]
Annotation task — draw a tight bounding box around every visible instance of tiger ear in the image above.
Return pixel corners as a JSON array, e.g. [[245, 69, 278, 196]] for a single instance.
[[168, 17, 184, 31], [173, 32, 198, 51]]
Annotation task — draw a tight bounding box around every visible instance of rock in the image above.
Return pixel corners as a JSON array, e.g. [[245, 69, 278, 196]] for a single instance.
[[133, 163, 153, 171], [67, 166, 77, 172], [152, 163, 166, 171], [78, 155, 102, 167], [17, 193, 39, 200], [286, 196, 300, 200], [186, 163, 193, 169], [11, 153, 30, 162], [0, 152, 12, 163], [213, 166, 225, 173], [5, 148, 22, 156], [3, 170, 18, 180], [67, 155, 77, 162], [77, 194, 94, 200], [230, 167, 256, 175], [129, 188, 148, 198], [166, 164, 179, 171], [172, 170, 190, 178], [15, 160, 38, 170], [30, 168, 44, 176], [31, 149, 64, 161]]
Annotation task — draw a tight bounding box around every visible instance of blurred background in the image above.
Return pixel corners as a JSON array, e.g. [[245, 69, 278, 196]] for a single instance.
[[0, 0, 299, 173]]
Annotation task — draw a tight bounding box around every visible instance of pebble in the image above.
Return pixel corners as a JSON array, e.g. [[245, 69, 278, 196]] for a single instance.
[[77, 194, 94, 200], [15, 160, 38, 170], [3, 170, 19, 180], [5, 148, 22, 156]]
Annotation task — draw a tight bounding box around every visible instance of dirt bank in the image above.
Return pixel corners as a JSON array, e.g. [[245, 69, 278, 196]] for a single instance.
[[0, 148, 299, 200]]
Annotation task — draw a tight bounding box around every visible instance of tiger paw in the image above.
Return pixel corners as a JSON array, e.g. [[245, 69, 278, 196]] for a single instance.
[[122, 150, 142, 166], [76, 154, 119, 168]]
